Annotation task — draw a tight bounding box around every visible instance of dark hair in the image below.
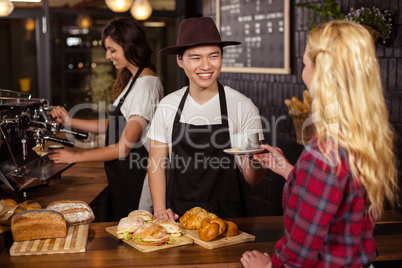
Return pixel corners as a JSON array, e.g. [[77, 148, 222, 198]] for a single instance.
[[177, 45, 224, 60], [101, 17, 156, 100]]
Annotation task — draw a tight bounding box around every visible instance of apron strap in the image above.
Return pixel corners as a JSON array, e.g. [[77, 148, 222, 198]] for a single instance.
[[117, 67, 144, 108], [217, 82, 229, 128], [173, 87, 189, 123], [173, 82, 228, 126]]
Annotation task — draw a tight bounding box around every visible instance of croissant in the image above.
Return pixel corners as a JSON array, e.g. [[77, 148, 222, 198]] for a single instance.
[[198, 218, 226, 242]]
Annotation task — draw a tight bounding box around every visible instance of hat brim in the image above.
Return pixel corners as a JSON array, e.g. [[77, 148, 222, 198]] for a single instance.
[[159, 41, 241, 55]]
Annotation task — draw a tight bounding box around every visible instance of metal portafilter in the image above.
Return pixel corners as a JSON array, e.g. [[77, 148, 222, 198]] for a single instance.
[[60, 128, 89, 139], [43, 136, 74, 147]]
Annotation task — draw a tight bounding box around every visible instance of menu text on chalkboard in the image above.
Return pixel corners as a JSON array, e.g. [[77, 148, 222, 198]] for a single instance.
[[217, 0, 290, 74]]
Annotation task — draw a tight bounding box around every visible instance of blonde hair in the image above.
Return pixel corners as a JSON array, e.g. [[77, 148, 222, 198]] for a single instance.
[[306, 20, 399, 219]]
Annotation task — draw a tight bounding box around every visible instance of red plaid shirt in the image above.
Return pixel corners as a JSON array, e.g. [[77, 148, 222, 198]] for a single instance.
[[271, 138, 377, 267]]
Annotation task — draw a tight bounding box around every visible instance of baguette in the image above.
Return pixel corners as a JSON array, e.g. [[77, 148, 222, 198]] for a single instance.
[[284, 99, 294, 112], [303, 90, 312, 111], [291, 96, 304, 112]]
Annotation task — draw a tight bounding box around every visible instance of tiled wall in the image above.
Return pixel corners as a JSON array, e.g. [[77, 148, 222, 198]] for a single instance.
[[203, 0, 402, 215]]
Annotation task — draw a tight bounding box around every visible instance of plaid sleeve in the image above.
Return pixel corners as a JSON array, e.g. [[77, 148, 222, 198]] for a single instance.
[[272, 145, 345, 267]]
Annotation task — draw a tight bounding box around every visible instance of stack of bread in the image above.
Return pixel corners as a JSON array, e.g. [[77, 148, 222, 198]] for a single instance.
[[115, 209, 183, 246], [179, 206, 239, 242], [284, 90, 315, 144], [10, 199, 95, 242], [284, 89, 312, 114], [0, 199, 42, 225]]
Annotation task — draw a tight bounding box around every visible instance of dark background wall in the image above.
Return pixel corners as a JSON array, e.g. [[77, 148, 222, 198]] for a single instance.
[[202, 0, 402, 216]]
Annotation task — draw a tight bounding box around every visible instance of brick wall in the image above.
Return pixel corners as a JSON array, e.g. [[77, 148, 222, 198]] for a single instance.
[[203, 0, 402, 215]]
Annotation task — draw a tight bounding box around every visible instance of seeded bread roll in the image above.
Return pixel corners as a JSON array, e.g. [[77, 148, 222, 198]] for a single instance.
[[46, 200, 95, 226], [11, 209, 67, 242]]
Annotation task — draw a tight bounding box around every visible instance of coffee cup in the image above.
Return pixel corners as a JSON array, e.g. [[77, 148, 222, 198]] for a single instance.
[[230, 132, 259, 151], [48, 144, 64, 151]]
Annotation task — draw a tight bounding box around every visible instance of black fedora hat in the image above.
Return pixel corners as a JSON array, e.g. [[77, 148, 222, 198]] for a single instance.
[[159, 17, 241, 55]]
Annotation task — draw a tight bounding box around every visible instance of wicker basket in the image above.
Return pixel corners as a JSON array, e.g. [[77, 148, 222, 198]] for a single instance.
[[362, 25, 381, 42], [289, 111, 315, 145]]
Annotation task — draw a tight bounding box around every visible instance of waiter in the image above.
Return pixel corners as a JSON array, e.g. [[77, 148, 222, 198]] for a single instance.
[[148, 17, 265, 220]]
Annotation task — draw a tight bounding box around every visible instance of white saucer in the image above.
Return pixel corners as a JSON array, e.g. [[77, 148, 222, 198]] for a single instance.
[[223, 148, 265, 156]]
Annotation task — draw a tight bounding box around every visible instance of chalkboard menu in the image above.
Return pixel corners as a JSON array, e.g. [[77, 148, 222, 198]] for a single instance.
[[217, 0, 290, 74]]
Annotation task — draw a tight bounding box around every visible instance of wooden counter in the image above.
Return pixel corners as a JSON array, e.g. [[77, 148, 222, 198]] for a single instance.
[[1, 161, 108, 207], [0, 161, 109, 236], [0, 213, 401, 267]]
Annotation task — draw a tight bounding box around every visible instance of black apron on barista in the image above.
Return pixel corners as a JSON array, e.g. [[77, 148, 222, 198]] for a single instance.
[[167, 82, 256, 218], [104, 67, 148, 221]]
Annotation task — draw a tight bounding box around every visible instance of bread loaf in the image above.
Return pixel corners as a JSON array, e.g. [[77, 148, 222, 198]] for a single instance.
[[11, 209, 67, 242], [46, 200, 95, 226]]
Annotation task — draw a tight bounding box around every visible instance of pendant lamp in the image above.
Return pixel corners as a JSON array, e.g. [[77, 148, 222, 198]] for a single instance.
[[77, 14, 93, 28], [0, 0, 14, 17], [130, 0, 152, 21], [105, 0, 133, 13]]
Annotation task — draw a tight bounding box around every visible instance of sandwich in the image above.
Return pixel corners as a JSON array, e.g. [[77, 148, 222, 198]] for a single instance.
[[116, 216, 144, 240], [128, 209, 153, 222], [133, 222, 172, 246], [152, 218, 183, 238]]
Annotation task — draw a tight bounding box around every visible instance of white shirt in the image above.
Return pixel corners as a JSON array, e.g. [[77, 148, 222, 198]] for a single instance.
[[148, 85, 264, 156], [113, 75, 164, 151]]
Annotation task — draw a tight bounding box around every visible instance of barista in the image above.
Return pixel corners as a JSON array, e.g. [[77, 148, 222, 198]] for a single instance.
[[147, 17, 265, 220], [49, 18, 163, 220]]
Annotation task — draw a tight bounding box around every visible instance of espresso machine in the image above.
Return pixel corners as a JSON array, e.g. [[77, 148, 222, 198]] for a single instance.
[[0, 89, 88, 195]]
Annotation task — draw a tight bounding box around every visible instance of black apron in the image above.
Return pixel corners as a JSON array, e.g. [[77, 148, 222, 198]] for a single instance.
[[104, 67, 148, 221], [167, 82, 256, 218]]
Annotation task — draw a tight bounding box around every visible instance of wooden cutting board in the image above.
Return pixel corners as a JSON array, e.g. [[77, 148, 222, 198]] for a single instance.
[[0, 224, 11, 234], [185, 229, 255, 249], [106, 225, 194, 252], [9, 224, 89, 256]]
